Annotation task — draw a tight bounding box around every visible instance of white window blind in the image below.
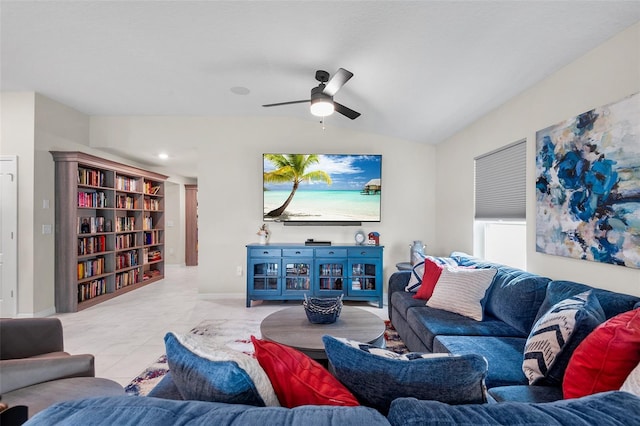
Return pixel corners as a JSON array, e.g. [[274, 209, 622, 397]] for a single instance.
[[474, 140, 526, 220]]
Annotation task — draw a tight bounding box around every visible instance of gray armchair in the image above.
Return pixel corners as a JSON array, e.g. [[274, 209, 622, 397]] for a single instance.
[[0, 318, 95, 395], [0, 317, 124, 420]]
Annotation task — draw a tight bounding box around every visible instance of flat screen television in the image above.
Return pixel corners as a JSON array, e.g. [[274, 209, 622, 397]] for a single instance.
[[263, 154, 382, 225]]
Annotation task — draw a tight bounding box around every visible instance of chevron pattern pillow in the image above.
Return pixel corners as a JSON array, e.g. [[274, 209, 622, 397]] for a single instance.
[[523, 291, 604, 385]]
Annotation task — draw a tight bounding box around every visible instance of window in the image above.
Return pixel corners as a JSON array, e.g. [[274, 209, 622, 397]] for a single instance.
[[474, 140, 526, 268]]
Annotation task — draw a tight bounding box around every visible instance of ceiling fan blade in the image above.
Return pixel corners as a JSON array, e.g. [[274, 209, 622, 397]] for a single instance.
[[262, 100, 310, 107], [323, 68, 353, 96], [334, 102, 361, 120]]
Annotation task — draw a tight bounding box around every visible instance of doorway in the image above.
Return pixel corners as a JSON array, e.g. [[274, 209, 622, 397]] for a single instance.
[[0, 155, 18, 317]]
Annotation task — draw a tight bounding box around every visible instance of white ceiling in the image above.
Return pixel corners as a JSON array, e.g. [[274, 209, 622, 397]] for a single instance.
[[2, 1, 640, 178]]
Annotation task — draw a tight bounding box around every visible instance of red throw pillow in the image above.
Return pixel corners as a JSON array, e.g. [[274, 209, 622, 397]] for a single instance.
[[250, 336, 359, 408], [413, 258, 443, 300], [563, 309, 640, 399]]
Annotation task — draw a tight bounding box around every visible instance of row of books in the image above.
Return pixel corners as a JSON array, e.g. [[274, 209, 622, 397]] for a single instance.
[[115, 216, 136, 232], [116, 233, 137, 250], [78, 191, 108, 208], [78, 216, 108, 234], [143, 197, 161, 210], [116, 269, 139, 289], [78, 235, 107, 256], [116, 250, 139, 270], [144, 181, 161, 195], [78, 167, 105, 187], [115, 175, 139, 192], [144, 248, 162, 263], [142, 216, 154, 230], [144, 231, 160, 245], [77, 278, 107, 302], [116, 194, 136, 209], [143, 269, 162, 281], [77, 257, 105, 280]]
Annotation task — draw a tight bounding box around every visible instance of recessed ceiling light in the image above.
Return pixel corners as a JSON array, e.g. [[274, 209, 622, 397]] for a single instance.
[[230, 86, 250, 95], [158, 153, 169, 160]]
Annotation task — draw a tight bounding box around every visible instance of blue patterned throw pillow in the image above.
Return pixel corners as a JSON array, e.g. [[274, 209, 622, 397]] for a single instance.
[[523, 291, 605, 385]]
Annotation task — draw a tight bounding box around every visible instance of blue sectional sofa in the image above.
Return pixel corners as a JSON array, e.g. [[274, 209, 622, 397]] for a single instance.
[[24, 391, 640, 425], [388, 251, 640, 402]]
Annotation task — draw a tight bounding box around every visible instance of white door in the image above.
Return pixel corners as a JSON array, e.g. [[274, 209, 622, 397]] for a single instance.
[[0, 155, 18, 317]]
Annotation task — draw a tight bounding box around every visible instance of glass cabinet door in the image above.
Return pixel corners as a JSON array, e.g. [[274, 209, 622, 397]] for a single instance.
[[316, 259, 347, 295], [348, 261, 379, 295], [283, 260, 312, 295], [249, 259, 280, 293]]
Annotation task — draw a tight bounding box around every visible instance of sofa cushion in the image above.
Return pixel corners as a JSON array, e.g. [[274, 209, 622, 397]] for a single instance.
[[390, 291, 428, 323], [483, 268, 551, 335], [523, 291, 605, 386], [164, 332, 279, 406], [449, 252, 551, 335], [26, 395, 391, 426], [406, 306, 523, 351], [426, 267, 497, 321], [434, 335, 528, 388], [323, 336, 487, 415], [563, 308, 640, 399], [534, 280, 640, 324], [487, 385, 564, 403], [387, 391, 640, 426], [250, 336, 359, 408]]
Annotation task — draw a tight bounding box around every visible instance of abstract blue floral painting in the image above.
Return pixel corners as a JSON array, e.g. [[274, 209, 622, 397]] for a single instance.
[[536, 92, 640, 268]]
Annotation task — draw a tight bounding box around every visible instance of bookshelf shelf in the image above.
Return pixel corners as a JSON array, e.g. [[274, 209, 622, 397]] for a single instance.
[[51, 151, 168, 313]]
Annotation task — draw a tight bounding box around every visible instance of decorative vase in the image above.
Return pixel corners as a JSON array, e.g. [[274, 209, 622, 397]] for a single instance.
[[259, 233, 268, 245], [410, 240, 425, 265]]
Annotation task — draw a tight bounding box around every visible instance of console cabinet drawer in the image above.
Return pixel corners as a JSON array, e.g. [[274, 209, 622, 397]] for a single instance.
[[282, 249, 314, 257], [314, 248, 348, 257], [250, 248, 282, 257], [348, 247, 381, 258]]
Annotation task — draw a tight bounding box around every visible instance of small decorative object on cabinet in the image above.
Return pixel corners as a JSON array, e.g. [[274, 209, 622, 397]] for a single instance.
[[51, 151, 167, 313], [246, 243, 383, 308], [257, 224, 270, 245]]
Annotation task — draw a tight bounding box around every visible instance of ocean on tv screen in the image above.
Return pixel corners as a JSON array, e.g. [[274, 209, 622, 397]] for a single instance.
[[264, 190, 380, 221]]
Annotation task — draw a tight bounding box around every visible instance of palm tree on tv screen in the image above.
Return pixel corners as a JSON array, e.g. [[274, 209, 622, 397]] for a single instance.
[[264, 154, 332, 217]]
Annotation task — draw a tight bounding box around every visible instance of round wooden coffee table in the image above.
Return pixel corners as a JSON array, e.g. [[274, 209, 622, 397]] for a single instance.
[[260, 305, 386, 360]]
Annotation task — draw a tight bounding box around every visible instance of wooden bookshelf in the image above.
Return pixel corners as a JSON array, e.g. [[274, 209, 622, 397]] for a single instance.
[[51, 151, 167, 312]]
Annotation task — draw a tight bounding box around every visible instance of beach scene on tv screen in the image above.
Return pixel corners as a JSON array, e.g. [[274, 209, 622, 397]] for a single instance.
[[263, 154, 381, 222]]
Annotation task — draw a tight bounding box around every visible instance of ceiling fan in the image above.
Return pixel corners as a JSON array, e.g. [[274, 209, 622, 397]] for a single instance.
[[262, 68, 361, 120]]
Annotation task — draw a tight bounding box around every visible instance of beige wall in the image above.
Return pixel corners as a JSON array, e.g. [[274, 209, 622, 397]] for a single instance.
[[90, 116, 437, 294], [435, 22, 640, 296], [164, 181, 186, 265], [1, 93, 36, 315]]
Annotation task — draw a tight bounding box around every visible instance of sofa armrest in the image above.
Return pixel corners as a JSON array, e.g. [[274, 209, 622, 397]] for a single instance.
[[0, 354, 95, 394], [387, 271, 411, 319], [0, 318, 64, 359]]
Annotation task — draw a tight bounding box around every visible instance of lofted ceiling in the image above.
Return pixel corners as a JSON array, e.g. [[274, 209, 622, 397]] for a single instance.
[[2, 1, 639, 178]]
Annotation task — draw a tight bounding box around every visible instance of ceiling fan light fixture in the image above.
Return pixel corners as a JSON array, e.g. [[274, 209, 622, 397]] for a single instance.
[[310, 98, 334, 117]]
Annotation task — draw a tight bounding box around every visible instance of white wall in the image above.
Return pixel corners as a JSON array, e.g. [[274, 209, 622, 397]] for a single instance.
[[0, 93, 36, 315], [90, 116, 436, 294], [435, 22, 640, 296], [164, 181, 186, 265]]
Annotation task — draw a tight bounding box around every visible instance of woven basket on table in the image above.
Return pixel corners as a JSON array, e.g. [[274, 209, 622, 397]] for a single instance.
[[303, 294, 343, 324]]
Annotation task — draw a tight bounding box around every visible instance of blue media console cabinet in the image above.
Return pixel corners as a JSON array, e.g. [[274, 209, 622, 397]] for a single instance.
[[246, 243, 384, 308]]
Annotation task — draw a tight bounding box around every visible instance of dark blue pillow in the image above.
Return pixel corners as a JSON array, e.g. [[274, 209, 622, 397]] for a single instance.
[[322, 335, 487, 415], [164, 332, 279, 406]]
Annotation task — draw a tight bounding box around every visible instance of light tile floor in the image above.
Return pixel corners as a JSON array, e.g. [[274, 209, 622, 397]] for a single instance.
[[54, 265, 388, 386]]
